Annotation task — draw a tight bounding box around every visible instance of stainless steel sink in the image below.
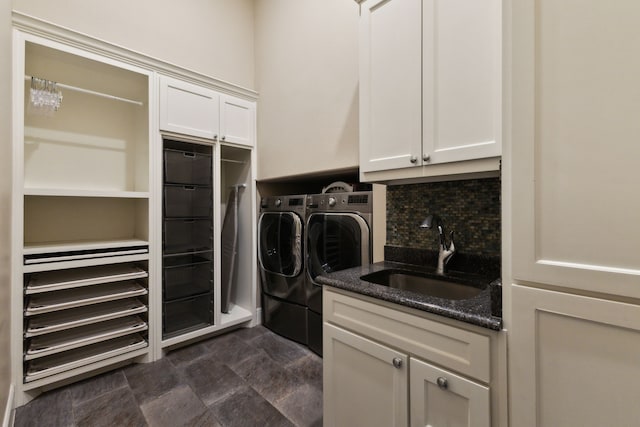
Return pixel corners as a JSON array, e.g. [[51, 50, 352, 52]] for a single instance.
[[360, 269, 484, 300]]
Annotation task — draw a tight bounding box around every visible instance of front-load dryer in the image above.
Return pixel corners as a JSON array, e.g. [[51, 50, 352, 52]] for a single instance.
[[258, 195, 308, 344], [305, 191, 373, 355]]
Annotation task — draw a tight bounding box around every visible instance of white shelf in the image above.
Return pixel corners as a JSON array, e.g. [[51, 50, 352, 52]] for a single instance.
[[24, 188, 150, 199], [220, 304, 253, 326], [24, 239, 149, 256], [25, 316, 148, 360], [25, 281, 147, 316], [24, 335, 148, 384], [25, 299, 147, 337], [26, 264, 148, 294]]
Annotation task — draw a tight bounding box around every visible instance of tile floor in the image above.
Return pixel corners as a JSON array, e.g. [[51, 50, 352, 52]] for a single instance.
[[14, 326, 323, 427]]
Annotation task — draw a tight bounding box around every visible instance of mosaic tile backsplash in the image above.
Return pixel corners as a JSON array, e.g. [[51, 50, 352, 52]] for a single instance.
[[386, 178, 501, 258]]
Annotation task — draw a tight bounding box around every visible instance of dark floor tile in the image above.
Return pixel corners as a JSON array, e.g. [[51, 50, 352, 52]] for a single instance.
[[209, 386, 294, 427], [140, 385, 217, 427], [14, 389, 73, 427], [286, 354, 323, 391], [74, 386, 146, 427], [232, 325, 269, 342], [275, 383, 323, 427], [231, 351, 302, 403], [252, 331, 310, 365], [67, 369, 129, 406], [178, 357, 246, 406], [203, 333, 264, 369], [166, 340, 213, 368], [124, 359, 182, 405]]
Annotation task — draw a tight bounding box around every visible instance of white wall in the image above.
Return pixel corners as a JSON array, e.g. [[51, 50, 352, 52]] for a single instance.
[[12, 0, 256, 90], [255, 0, 360, 180], [1, 0, 12, 416]]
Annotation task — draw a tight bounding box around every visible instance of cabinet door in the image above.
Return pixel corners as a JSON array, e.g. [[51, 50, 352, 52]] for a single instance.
[[510, 285, 640, 426], [359, 0, 422, 172], [159, 76, 220, 140], [423, 0, 501, 165], [410, 358, 489, 427], [219, 95, 255, 147], [324, 323, 408, 427], [511, 0, 640, 296]]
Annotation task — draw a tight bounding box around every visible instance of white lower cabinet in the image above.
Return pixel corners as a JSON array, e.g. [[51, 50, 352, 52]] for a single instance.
[[324, 324, 408, 427], [323, 288, 498, 427], [410, 358, 489, 427]]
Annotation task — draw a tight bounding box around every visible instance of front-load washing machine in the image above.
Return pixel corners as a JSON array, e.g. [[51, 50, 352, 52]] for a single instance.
[[258, 195, 308, 344], [306, 191, 373, 355]]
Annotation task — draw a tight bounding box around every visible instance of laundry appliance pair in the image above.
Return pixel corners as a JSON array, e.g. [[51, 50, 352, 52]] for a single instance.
[[258, 189, 373, 355]]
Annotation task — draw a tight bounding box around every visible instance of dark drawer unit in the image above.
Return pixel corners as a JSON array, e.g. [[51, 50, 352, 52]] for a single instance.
[[163, 219, 213, 255], [163, 294, 214, 338], [163, 185, 212, 218], [164, 149, 212, 186], [163, 254, 213, 300], [162, 140, 215, 340]]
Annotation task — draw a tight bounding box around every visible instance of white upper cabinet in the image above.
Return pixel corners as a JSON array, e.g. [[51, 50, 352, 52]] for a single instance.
[[219, 94, 255, 147], [511, 0, 640, 297], [160, 76, 255, 147], [159, 76, 220, 140], [359, 0, 422, 173], [359, 0, 501, 181]]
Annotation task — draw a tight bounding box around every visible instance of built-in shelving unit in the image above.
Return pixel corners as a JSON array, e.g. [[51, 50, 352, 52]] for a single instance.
[[162, 140, 215, 339], [12, 29, 154, 402]]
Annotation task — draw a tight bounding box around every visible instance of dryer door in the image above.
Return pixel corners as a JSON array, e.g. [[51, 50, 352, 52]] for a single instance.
[[306, 213, 371, 313], [258, 212, 303, 277]]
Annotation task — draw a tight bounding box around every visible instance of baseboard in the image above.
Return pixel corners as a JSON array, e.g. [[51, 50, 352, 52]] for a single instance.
[[2, 384, 14, 427], [255, 308, 262, 326]]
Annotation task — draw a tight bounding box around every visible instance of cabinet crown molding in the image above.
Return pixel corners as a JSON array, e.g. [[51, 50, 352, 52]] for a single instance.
[[11, 11, 258, 101]]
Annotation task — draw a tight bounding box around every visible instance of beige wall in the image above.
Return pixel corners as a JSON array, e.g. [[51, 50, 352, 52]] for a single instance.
[[255, 0, 360, 180], [1, 0, 12, 415], [12, 0, 256, 90]]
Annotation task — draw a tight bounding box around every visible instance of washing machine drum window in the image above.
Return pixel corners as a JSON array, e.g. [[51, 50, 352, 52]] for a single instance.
[[258, 212, 303, 277], [307, 213, 370, 282]]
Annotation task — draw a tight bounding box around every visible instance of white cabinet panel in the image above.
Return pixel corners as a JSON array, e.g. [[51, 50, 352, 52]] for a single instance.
[[423, 0, 501, 165], [510, 285, 640, 426], [410, 358, 490, 427], [323, 323, 408, 427], [359, 0, 501, 180], [359, 0, 422, 173], [511, 0, 640, 296], [220, 94, 255, 147], [159, 75, 220, 140]]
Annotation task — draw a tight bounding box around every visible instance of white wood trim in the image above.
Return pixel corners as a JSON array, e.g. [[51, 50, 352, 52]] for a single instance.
[[2, 384, 14, 427], [12, 12, 258, 101], [23, 189, 150, 199]]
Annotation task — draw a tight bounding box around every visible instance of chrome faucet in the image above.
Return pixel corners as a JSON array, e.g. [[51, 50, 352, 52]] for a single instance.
[[420, 214, 455, 275]]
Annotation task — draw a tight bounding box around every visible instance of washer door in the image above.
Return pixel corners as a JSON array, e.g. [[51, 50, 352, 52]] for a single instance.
[[306, 212, 371, 284], [258, 212, 303, 277]]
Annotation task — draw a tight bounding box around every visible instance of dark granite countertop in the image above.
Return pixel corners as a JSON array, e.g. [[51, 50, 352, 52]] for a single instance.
[[317, 260, 503, 331]]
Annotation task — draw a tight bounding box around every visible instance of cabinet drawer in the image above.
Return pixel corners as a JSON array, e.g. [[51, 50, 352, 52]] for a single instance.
[[324, 288, 490, 382], [164, 149, 212, 186], [163, 294, 213, 338], [163, 185, 212, 218], [164, 219, 213, 254], [163, 261, 213, 301]]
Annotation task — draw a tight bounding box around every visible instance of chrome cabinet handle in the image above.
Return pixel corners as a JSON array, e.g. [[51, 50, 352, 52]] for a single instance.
[[213, 134, 218, 141], [423, 153, 430, 162], [392, 358, 403, 369], [436, 377, 448, 390], [410, 155, 418, 164], [221, 135, 226, 141]]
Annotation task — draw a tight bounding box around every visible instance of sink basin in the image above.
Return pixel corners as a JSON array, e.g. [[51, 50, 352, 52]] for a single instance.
[[360, 269, 484, 300]]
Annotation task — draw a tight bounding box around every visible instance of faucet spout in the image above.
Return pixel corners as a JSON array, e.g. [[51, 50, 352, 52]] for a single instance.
[[420, 214, 455, 274]]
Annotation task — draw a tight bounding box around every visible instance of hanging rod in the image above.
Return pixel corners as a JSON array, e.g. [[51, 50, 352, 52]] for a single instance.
[[25, 75, 144, 107], [221, 158, 246, 164]]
